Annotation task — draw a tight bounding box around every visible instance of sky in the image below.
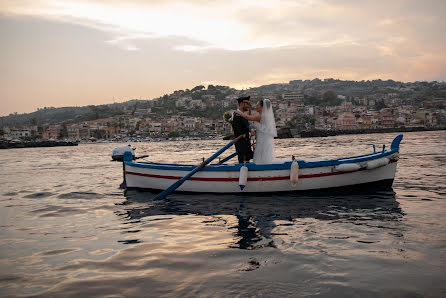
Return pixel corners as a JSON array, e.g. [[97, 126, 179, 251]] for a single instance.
[[1, 0, 445, 116]]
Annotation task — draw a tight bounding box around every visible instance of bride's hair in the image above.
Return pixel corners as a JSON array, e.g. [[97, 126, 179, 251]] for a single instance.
[[260, 99, 271, 109]]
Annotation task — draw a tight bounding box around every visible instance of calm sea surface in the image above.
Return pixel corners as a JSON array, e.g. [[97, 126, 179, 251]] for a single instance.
[[1, 131, 445, 297]]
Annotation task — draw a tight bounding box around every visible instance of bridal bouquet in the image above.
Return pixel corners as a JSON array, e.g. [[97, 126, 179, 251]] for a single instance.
[[223, 111, 233, 123]]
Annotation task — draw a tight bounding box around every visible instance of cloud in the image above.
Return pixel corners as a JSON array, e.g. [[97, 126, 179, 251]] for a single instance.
[[1, 0, 445, 56], [0, 0, 382, 51], [1, 0, 445, 100], [1, 0, 445, 116]]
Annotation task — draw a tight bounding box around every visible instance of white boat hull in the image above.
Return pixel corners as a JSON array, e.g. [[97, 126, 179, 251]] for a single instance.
[[123, 135, 403, 194], [125, 160, 397, 193]]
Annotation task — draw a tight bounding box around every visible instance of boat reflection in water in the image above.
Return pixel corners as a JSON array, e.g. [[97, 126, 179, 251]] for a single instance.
[[117, 188, 403, 250]]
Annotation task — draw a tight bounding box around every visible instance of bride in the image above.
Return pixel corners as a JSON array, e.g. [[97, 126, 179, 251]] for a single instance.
[[235, 99, 277, 164]]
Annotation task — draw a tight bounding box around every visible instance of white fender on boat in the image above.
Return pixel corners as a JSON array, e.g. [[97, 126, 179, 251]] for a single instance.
[[290, 160, 299, 186], [366, 157, 389, 170], [335, 163, 361, 172], [239, 165, 248, 191]]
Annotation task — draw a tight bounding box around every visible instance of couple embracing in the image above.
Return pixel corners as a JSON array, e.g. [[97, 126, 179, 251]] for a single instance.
[[231, 96, 277, 164]]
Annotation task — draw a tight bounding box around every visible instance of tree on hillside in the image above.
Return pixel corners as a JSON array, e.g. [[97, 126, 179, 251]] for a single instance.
[[375, 100, 387, 110], [59, 123, 68, 139], [192, 91, 204, 100], [191, 85, 205, 92], [304, 94, 321, 106], [322, 90, 341, 106], [89, 105, 100, 119], [168, 131, 180, 137]]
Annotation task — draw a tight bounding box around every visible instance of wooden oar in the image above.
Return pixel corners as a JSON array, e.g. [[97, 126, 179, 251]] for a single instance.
[[219, 152, 238, 164], [153, 134, 245, 201]]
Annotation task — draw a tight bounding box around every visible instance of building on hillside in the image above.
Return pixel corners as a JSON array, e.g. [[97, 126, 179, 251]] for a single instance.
[[7, 127, 32, 139], [148, 122, 162, 135], [79, 123, 91, 139], [274, 109, 286, 127], [275, 109, 294, 127], [339, 101, 354, 112], [305, 105, 315, 116], [288, 100, 304, 112], [277, 102, 288, 110], [84, 118, 116, 139], [282, 92, 304, 101], [353, 106, 368, 115], [65, 123, 96, 140], [189, 99, 205, 109], [134, 108, 151, 115], [200, 118, 214, 133], [356, 97, 368, 105], [42, 125, 61, 140], [334, 112, 358, 130], [183, 117, 198, 130], [67, 124, 80, 140], [161, 119, 175, 135], [415, 110, 435, 127], [357, 116, 371, 129], [379, 111, 395, 128], [215, 119, 230, 134]]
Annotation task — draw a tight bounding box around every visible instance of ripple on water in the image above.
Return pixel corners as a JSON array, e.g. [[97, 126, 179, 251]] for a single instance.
[[30, 205, 83, 217], [57, 191, 101, 199], [117, 239, 142, 244], [36, 248, 80, 256], [23, 192, 55, 199], [3, 192, 18, 197]]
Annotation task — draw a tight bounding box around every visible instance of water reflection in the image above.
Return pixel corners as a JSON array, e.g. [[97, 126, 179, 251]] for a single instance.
[[117, 189, 403, 250]]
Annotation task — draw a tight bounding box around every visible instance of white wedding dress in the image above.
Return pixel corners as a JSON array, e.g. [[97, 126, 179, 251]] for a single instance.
[[253, 99, 278, 164]]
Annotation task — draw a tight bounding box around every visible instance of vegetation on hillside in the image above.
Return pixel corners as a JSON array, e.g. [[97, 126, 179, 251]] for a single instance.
[[2, 79, 445, 127]]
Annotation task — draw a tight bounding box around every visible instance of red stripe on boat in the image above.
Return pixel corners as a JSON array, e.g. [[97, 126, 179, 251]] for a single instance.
[[125, 159, 397, 182], [125, 168, 366, 181]]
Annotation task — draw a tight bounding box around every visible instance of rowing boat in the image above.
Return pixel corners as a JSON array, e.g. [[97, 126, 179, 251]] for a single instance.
[[122, 135, 403, 193]]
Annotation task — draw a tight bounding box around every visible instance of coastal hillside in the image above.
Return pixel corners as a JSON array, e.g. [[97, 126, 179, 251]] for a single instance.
[[2, 79, 445, 127]]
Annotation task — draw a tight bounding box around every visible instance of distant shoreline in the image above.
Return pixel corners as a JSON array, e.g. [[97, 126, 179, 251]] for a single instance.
[[1, 127, 444, 149], [0, 140, 78, 149], [297, 126, 446, 138]]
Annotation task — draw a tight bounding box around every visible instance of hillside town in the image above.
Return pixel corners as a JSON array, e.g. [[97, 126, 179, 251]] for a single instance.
[[1, 79, 445, 142]]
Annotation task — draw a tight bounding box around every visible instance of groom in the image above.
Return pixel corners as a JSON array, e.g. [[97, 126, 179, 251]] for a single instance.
[[231, 96, 254, 163]]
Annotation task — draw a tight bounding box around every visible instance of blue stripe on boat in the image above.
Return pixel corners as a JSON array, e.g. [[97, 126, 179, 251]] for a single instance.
[[125, 149, 398, 172]]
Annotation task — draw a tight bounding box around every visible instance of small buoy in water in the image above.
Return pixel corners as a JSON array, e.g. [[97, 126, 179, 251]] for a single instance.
[[239, 165, 248, 191], [290, 160, 299, 186]]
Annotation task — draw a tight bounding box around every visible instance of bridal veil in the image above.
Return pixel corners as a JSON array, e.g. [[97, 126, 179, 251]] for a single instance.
[[253, 99, 277, 164], [258, 99, 277, 137]]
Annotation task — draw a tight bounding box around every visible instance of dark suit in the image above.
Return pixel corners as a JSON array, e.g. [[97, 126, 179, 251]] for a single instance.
[[231, 112, 253, 163]]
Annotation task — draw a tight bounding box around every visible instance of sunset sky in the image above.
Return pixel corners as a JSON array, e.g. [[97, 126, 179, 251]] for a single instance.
[[1, 0, 445, 116]]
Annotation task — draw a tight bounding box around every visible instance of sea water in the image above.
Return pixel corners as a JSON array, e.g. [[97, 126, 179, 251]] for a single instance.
[[0, 131, 445, 297]]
